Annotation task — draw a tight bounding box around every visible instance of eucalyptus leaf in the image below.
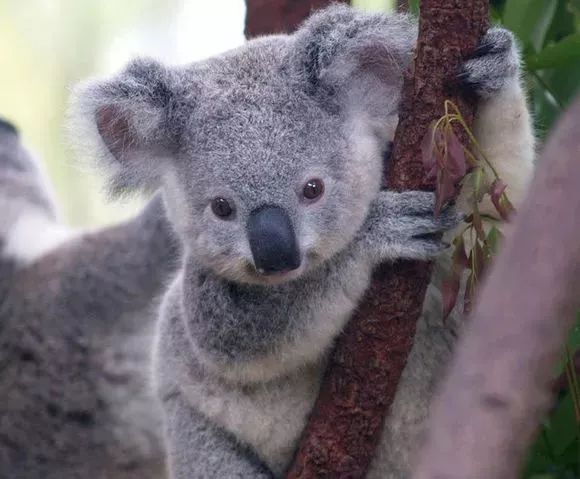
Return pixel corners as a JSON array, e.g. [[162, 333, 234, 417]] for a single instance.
[[503, 0, 558, 50], [526, 34, 580, 70]]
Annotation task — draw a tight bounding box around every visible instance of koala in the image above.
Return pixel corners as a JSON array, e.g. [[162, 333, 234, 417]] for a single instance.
[[71, 5, 535, 478], [0, 118, 180, 478]]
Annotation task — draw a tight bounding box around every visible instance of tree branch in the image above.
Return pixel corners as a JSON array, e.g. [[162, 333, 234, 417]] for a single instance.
[[411, 94, 580, 479], [244, 0, 347, 38], [285, 1, 489, 477]]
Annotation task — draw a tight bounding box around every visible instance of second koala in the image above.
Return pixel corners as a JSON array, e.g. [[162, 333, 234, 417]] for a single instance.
[[72, 5, 535, 478]]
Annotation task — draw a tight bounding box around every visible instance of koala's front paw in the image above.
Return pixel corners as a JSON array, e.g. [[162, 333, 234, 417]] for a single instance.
[[362, 191, 463, 263], [458, 27, 520, 98], [396, 191, 462, 259]]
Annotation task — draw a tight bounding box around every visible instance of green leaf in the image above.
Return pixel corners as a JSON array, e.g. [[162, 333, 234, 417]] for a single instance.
[[526, 34, 580, 70], [553, 316, 580, 383], [544, 393, 578, 457], [503, 0, 558, 50], [528, 62, 580, 137], [486, 226, 504, 256], [543, 0, 577, 46], [568, 315, 580, 353], [555, 438, 580, 469], [408, 0, 419, 15], [521, 426, 557, 477]]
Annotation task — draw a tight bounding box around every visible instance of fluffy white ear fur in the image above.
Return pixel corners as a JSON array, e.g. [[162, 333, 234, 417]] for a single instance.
[[68, 58, 175, 196], [291, 5, 416, 141]]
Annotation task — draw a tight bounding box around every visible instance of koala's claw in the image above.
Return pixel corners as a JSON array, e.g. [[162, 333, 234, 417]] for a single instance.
[[408, 204, 462, 239], [458, 27, 519, 98]]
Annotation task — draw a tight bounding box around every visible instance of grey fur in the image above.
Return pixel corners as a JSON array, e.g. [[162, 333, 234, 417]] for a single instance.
[[460, 28, 521, 98], [70, 5, 534, 478], [0, 121, 180, 478]]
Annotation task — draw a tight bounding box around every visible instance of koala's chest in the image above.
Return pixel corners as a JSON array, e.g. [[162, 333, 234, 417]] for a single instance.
[[183, 364, 324, 476]]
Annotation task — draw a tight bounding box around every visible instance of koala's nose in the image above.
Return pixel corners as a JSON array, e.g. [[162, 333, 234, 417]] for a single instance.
[[247, 205, 301, 275]]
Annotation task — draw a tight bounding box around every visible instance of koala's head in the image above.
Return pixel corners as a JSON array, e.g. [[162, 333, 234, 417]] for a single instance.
[[0, 119, 62, 241], [71, 5, 416, 285]]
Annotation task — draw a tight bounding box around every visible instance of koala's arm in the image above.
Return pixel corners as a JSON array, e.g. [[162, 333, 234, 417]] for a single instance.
[[164, 393, 275, 479], [459, 28, 536, 215], [47, 194, 181, 320], [354, 190, 460, 266]]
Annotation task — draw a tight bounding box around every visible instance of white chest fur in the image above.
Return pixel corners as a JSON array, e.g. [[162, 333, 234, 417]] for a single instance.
[[183, 363, 323, 475]]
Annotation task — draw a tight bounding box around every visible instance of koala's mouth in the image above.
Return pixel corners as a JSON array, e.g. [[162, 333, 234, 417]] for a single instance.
[[246, 261, 306, 285]]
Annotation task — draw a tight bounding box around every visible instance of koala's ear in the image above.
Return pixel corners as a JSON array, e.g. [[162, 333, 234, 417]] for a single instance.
[[292, 5, 417, 138], [69, 58, 186, 195]]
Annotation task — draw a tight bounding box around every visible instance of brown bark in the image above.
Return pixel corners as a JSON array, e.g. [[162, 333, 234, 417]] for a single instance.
[[286, 1, 489, 477], [412, 94, 580, 479], [244, 0, 348, 38]]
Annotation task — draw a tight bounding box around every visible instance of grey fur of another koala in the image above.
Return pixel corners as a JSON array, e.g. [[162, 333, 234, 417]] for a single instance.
[[0, 119, 180, 478], [71, 5, 535, 478]]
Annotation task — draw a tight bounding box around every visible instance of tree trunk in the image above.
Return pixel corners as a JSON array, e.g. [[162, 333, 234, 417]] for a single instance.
[[244, 0, 347, 38], [244, 0, 489, 477], [286, 1, 489, 477], [412, 94, 580, 479]]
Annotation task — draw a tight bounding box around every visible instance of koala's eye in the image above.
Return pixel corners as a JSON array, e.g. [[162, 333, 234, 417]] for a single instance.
[[303, 178, 325, 201], [211, 197, 234, 218]]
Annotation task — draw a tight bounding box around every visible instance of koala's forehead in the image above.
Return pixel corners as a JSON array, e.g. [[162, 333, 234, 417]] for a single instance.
[[177, 38, 347, 192]]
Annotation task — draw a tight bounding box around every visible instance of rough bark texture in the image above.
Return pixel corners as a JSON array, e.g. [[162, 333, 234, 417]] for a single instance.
[[412, 95, 580, 479], [244, 0, 347, 38], [286, 1, 489, 477]]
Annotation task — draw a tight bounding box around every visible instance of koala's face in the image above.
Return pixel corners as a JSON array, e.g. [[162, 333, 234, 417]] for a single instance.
[[162, 40, 384, 285], [74, 6, 415, 284]]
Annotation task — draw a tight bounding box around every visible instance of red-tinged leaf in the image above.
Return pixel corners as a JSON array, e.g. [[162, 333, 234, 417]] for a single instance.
[[490, 179, 516, 221], [500, 194, 516, 221], [490, 178, 507, 199], [434, 169, 456, 217], [442, 236, 468, 319], [445, 127, 467, 182], [442, 276, 461, 320], [425, 164, 438, 182]]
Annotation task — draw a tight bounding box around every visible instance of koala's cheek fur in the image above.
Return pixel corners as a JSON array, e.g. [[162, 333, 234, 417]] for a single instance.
[[162, 169, 195, 242]]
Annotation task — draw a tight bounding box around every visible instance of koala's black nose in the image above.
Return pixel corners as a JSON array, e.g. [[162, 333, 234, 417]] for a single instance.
[[247, 205, 301, 275]]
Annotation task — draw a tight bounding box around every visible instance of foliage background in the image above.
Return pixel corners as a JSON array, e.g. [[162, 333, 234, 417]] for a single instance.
[[2, 0, 579, 476]]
